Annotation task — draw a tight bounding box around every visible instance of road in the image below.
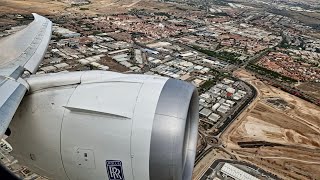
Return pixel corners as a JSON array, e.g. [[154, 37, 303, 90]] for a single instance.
[[123, 0, 141, 8], [197, 130, 207, 157]]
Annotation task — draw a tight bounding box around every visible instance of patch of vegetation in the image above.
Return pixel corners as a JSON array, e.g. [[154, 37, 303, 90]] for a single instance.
[[71, 0, 91, 7], [186, 2, 196, 6], [213, 12, 230, 17], [128, 8, 139, 13], [85, 64, 99, 70], [200, 79, 217, 92], [278, 34, 306, 50], [80, 7, 89, 11], [175, 6, 187, 11], [246, 63, 297, 83], [192, 45, 241, 64], [154, 12, 171, 18], [92, 30, 102, 35], [199, 69, 228, 93], [309, 24, 320, 31], [211, 0, 229, 6], [278, 35, 290, 48]]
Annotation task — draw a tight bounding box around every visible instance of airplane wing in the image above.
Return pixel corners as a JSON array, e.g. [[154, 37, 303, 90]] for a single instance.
[[0, 13, 52, 138]]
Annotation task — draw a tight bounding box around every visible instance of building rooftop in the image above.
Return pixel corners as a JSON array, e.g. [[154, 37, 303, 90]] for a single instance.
[[209, 113, 220, 122], [221, 163, 259, 180]]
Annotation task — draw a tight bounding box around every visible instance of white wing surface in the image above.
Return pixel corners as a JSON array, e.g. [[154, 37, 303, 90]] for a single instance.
[[0, 13, 52, 138]]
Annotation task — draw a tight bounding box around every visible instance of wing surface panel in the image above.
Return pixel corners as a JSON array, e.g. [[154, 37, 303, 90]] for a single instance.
[[0, 14, 52, 138], [0, 13, 52, 74]]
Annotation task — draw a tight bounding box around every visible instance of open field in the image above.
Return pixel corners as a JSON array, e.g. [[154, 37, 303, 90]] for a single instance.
[[0, 0, 67, 15], [297, 82, 320, 100], [0, 0, 145, 15], [0, 0, 189, 16], [222, 69, 320, 180], [231, 103, 320, 148]]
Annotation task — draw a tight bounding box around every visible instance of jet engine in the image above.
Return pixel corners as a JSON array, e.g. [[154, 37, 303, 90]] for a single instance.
[[7, 71, 199, 180]]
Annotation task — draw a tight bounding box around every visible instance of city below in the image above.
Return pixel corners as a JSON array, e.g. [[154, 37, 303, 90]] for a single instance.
[[0, 0, 319, 180]]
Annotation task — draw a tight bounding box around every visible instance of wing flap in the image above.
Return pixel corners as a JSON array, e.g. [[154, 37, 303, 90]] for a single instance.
[[0, 78, 27, 138]]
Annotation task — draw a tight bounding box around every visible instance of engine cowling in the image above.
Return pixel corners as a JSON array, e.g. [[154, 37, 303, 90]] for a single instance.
[[8, 71, 199, 180]]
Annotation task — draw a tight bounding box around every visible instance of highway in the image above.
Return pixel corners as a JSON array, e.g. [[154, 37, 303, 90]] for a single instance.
[[195, 146, 213, 165]]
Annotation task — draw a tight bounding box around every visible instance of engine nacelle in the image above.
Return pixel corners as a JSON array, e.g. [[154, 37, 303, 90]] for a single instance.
[[8, 71, 199, 180]]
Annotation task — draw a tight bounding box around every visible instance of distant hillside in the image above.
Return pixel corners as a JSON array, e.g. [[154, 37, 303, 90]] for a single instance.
[[0, 0, 162, 16]]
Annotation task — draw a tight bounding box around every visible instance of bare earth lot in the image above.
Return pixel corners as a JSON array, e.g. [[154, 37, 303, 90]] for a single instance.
[[0, 0, 182, 16], [223, 69, 320, 180], [0, 0, 67, 15], [297, 82, 320, 100]]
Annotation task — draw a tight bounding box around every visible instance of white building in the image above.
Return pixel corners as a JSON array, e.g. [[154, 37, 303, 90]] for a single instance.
[[200, 108, 212, 117], [212, 103, 221, 111], [217, 105, 229, 114], [208, 113, 220, 123], [221, 163, 259, 180]]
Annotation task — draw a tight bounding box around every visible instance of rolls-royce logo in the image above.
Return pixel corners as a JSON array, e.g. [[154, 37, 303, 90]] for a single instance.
[[106, 160, 125, 180]]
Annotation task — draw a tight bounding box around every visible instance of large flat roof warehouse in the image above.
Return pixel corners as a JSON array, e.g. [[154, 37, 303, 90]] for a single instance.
[[53, 26, 80, 38], [221, 163, 259, 180], [208, 113, 220, 123], [200, 108, 212, 117], [180, 52, 194, 57], [147, 42, 172, 48]]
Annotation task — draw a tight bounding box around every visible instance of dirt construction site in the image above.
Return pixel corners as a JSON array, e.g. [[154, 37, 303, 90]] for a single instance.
[[221, 69, 320, 180]]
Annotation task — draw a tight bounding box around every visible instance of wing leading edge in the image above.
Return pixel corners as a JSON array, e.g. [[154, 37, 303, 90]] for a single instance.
[[0, 14, 52, 138]]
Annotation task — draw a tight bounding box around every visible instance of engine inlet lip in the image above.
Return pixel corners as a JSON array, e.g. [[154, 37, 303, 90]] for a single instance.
[[149, 79, 199, 180]]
